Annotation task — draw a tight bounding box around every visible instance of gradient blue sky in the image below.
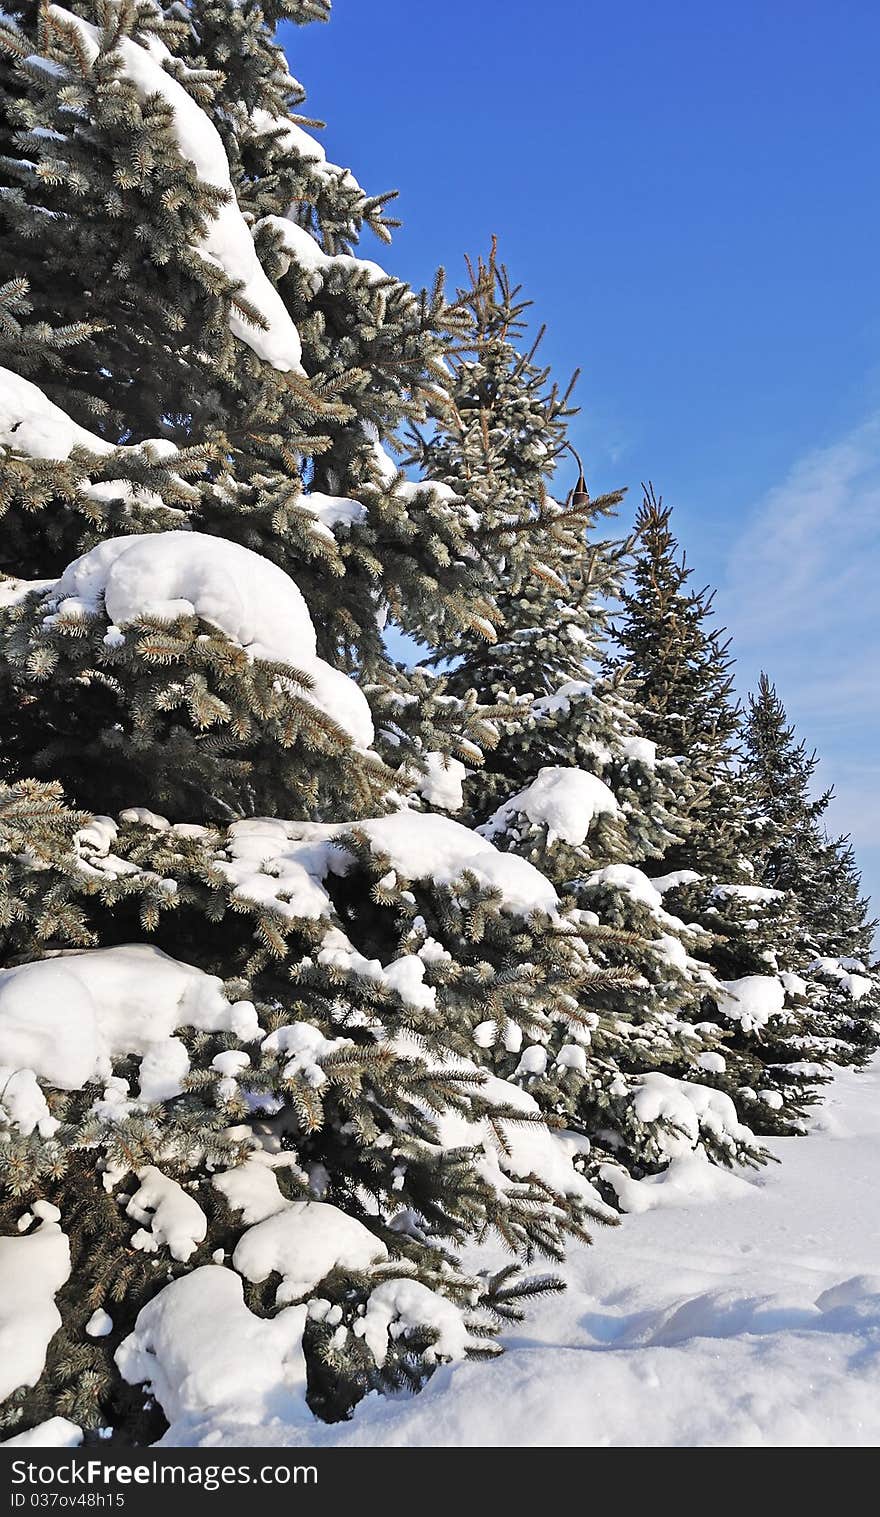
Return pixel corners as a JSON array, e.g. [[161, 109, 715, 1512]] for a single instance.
[[281, 1, 880, 928]]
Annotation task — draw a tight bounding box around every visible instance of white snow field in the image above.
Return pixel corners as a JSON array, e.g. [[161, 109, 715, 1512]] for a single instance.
[[7, 1060, 880, 1448], [281, 1057, 880, 1448]]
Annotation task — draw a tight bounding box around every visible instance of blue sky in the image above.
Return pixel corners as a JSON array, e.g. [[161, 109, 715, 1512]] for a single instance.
[[281, 1, 880, 930]]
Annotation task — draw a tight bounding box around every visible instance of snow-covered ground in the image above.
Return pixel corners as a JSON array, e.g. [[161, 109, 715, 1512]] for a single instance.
[[287, 1058, 880, 1448]]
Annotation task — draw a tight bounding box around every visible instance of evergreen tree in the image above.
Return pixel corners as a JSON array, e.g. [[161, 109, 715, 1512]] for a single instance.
[[408, 243, 628, 799], [611, 485, 748, 877], [610, 496, 878, 1133], [742, 672, 830, 904], [608, 490, 832, 1134], [0, 2, 607, 1442], [741, 673, 879, 1066], [807, 831, 877, 963], [406, 251, 770, 1197]]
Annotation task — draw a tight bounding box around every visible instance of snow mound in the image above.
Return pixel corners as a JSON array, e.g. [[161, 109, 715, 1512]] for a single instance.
[[481, 766, 619, 848], [0, 1214, 71, 1401], [232, 1201, 389, 1303], [115, 1266, 310, 1442], [1, 1418, 82, 1448], [601, 1154, 752, 1214], [146, 1061, 880, 1449], [45, 532, 374, 746], [49, 10, 303, 372]]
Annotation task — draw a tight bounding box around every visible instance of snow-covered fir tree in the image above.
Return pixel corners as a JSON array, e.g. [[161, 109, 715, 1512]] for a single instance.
[[610, 485, 747, 876], [614, 498, 878, 1132], [608, 489, 835, 1134], [405, 252, 771, 1201], [0, 1, 613, 1444], [741, 673, 879, 1070], [0, 0, 876, 1454]]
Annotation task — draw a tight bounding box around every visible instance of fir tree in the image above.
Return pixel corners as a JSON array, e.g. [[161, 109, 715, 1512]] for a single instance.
[[742, 671, 830, 904], [0, 2, 607, 1441], [610, 496, 877, 1133], [741, 673, 879, 1065], [406, 251, 770, 1195], [608, 491, 825, 1132], [807, 831, 878, 964], [611, 484, 747, 877]]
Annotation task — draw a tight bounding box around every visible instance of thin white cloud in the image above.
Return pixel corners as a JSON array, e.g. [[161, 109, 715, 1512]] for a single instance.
[[719, 415, 880, 923], [724, 414, 880, 653], [720, 412, 880, 722]]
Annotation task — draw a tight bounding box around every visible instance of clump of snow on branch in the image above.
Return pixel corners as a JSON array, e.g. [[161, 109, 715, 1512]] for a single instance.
[[414, 752, 467, 812], [213, 1155, 293, 1226], [649, 870, 702, 894], [114, 1266, 311, 1443], [0, 1206, 70, 1401], [41, 532, 375, 747], [629, 1072, 758, 1160], [48, 9, 304, 373], [296, 491, 367, 542], [126, 1167, 208, 1264], [232, 1201, 389, 1303], [257, 214, 390, 289], [481, 766, 620, 848], [212, 812, 559, 920], [600, 1072, 760, 1213], [355, 1278, 476, 1368], [584, 863, 668, 914], [809, 958, 875, 1002], [0, 945, 258, 1122], [358, 813, 559, 915], [249, 106, 365, 199], [405, 1041, 612, 1214], [0, 366, 178, 464], [714, 976, 786, 1033], [711, 883, 783, 904]]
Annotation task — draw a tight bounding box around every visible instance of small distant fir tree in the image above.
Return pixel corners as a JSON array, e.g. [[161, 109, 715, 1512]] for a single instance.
[[614, 492, 878, 1127]]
